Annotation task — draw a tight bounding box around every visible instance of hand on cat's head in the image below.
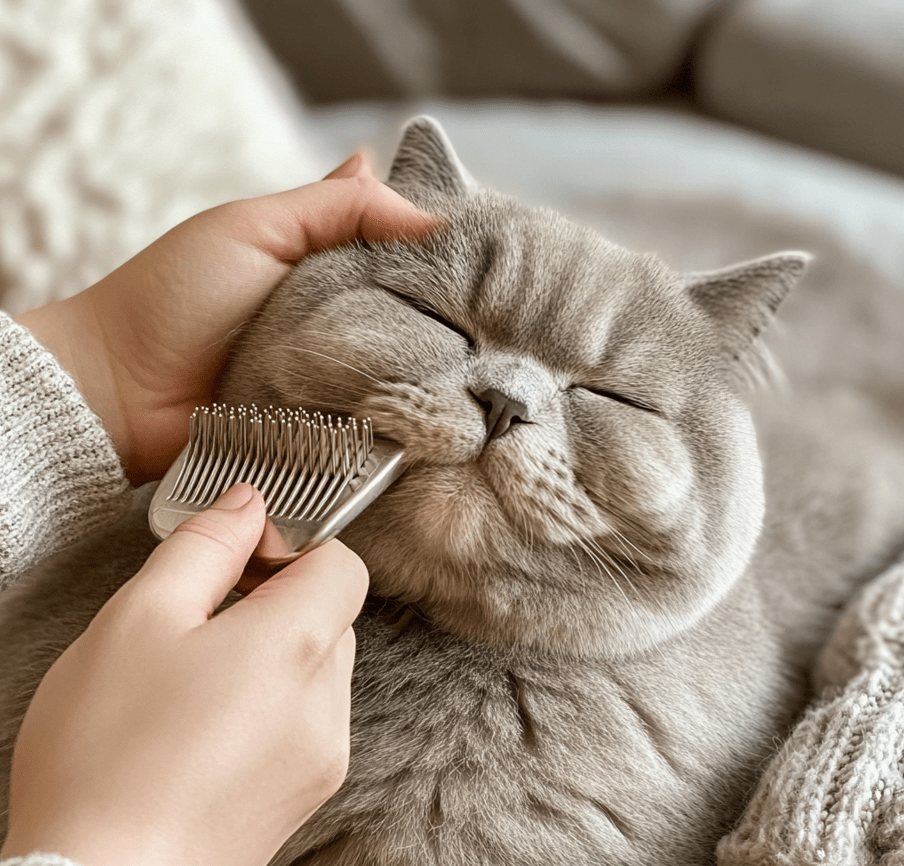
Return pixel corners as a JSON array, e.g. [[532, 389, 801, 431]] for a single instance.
[[15, 153, 438, 484]]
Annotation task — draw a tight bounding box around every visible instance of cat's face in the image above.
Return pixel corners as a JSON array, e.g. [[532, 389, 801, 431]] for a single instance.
[[222, 118, 808, 658]]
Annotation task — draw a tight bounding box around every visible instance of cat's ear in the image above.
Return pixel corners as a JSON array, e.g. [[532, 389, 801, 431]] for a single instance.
[[387, 115, 478, 201], [683, 251, 811, 366]]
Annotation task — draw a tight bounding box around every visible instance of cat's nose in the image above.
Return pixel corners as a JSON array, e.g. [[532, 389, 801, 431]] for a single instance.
[[471, 387, 530, 441]]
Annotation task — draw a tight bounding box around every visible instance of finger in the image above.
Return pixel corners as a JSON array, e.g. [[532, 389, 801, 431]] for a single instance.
[[131, 484, 267, 622], [323, 151, 374, 181], [226, 539, 369, 647], [227, 176, 440, 265]]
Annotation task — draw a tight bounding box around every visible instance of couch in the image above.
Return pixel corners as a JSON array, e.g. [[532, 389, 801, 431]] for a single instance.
[[2, 0, 903, 862]]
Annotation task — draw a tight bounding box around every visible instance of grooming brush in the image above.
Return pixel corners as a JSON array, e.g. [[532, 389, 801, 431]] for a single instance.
[[149, 404, 405, 569]]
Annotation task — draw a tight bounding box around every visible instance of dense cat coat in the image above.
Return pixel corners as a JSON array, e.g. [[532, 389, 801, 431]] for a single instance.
[[2, 118, 904, 865]]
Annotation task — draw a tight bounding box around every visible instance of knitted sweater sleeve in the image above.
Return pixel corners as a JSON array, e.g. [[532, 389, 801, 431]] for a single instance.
[[717, 558, 904, 866], [0, 311, 131, 587]]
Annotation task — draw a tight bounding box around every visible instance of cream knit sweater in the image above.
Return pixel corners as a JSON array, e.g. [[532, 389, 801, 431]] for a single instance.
[[0, 314, 131, 587], [0, 311, 130, 864], [0, 311, 902, 866]]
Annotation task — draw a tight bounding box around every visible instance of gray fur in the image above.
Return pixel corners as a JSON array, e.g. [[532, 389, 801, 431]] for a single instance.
[[684, 251, 812, 379], [2, 116, 904, 865]]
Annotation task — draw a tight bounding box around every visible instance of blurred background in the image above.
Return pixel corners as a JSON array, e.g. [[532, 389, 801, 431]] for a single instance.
[[245, 0, 904, 180], [1, 0, 903, 314]]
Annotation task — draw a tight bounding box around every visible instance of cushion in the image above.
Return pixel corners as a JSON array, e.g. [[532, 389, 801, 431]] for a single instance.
[[242, 0, 728, 102], [695, 0, 904, 178], [0, 0, 328, 314]]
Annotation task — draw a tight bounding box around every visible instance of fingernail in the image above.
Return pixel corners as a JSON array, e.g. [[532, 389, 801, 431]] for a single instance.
[[324, 151, 363, 180], [339, 152, 361, 172], [211, 483, 256, 510]]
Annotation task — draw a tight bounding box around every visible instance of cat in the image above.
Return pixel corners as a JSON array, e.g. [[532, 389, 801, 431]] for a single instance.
[[2, 116, 904, 866]]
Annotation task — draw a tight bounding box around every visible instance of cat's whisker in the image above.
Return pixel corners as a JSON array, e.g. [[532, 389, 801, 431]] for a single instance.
[[589, 490, 658, 564], [576, 538, 636, 617], [586, 539, 641, 605], [272, 334, 388, 380], [281, 346, 386, 386], [586, 539, 645, 610], [583, 538, 672, 662], [608, 526, 650, 566], [603, 529, 645, 573], [566, 543, 587, 578], [269, 368, 373, 399]]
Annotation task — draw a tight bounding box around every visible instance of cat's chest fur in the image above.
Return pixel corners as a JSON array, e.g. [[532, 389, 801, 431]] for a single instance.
[[277, 583, 793, 866]]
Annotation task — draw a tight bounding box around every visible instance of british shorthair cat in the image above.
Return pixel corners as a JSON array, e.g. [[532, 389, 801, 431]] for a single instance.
[[2, 117, 904, 865]]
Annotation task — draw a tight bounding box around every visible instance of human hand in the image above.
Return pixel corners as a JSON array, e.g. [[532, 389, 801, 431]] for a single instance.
[[0, 483, 368, 866], [16, 154, 436, 484]]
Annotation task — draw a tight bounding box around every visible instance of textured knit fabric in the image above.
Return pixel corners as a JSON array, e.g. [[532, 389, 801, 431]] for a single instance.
[[0, 312, 131, 586], [717, 559, 904, 865], [0, 0, 325, 316], [0, 311, 125, 866]]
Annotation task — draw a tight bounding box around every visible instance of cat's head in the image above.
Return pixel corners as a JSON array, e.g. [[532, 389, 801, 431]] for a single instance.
[[221, 117, 809, 659]]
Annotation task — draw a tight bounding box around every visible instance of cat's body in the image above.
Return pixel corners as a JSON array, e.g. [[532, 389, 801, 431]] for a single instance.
[[2, 118, 904, 865]]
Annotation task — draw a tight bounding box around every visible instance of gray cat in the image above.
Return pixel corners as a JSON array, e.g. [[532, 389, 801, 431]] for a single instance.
[[2, 117, 904, 866]]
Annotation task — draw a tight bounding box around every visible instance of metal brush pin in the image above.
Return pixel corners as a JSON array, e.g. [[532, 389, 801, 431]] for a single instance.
[[149, 404, 405, 569]]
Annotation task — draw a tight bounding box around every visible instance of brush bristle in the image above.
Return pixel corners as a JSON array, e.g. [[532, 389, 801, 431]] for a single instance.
[[168, 404, 374, 520]]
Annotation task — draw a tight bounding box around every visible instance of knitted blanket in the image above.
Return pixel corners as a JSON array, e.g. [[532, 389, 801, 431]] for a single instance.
[[718, 559, 904, 866], [0, 0, 324, 314]]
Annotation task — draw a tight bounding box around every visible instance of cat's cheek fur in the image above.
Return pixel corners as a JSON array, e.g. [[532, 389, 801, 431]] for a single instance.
[[269, 330, 462, 417], [363, 379, 486, 464], [683, 405, 766, 593], [579, 419, 697, 533]]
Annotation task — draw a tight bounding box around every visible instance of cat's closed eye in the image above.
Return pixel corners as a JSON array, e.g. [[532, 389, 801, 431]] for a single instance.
[[575, 385, 661, 415], [379, 285, 475, 347]]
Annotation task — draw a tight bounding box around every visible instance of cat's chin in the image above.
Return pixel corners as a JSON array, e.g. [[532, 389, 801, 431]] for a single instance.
[[386, 463, 520, 565], [340, 462, 743, 659]]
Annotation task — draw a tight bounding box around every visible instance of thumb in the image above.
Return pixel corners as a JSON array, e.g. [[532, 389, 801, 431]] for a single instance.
[[134, 483, 267, 622], [323, 150, 375, 181], [226, 539, 369, 645]]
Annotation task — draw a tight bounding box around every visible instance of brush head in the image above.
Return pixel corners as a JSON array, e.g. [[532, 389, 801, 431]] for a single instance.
[[149, 404, 405, 570]]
